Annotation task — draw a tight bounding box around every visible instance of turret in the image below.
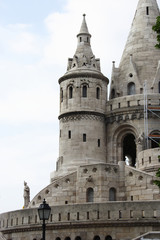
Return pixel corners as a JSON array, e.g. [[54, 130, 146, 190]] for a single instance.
[[51, 15, 109, 179], [110, 0, 160, 99]]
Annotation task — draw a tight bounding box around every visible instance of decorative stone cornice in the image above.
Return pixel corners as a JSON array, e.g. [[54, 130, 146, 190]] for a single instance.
[[58, 71, 109, 84], [59, 111, 105, 122], [2, 219, 160, 234], [106, 107, 157, 124]]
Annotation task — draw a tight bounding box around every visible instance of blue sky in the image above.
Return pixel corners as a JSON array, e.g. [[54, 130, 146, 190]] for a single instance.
[[0, 0, 160, 213]]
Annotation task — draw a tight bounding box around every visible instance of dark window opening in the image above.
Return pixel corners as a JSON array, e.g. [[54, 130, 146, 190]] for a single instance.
[[129, 73, 133, 78], [69, 86, 73, 99], [86, 188, 94, 202], [111, 88, 116, 99], [56, 238, 61, 240], [65, 237, 71, 240], [93, 236, 100, 240], [87, 212, 89, 219], [75, 237, 81, 240], [128, 82, 136, 95], [118, 103, 121, 108], [83, 133, 86, 142], [146, 6, 149, 15], [77, 212, 79, 220], [82, 85, 87, 97], [123, 134, 136, 167], [59, 213, 61, 221], [67, 213, 70, 221], [98, 139, 100, 147], [80, 37, 82, 42], [60, 88, 63, 102], [159, 81, 160, 93], [68, 131, 71, 139], [105, 236, 112, 240], [96, 87, 100, 99], [87, 37, 89, 42], [109, 188, 116, 201]]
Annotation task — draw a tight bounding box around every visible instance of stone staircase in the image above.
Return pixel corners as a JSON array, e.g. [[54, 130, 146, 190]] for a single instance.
[[0, 233, 6, 240], [132, 232, 160, 240]]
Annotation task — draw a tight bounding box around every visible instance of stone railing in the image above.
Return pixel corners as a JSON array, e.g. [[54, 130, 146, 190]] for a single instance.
[[106, 94, 160, 112], [1, 201, 160, 230]]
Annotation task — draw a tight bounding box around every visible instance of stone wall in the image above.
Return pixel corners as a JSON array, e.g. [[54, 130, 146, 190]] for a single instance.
[[137, 148, 160, 174], [1, 201, 160, 240]]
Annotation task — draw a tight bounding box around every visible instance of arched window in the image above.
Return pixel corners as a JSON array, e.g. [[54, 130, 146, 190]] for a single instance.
[[65, 237, 71, 240], [69, 86, 73, 99], [109, 188, 116, 201], [86, 187, 94, 202], [93, 236, 100, 240], [96, 87, 100, 99], [123, 134, 136, 167], [128, 82, 136, 95], [105, 236, 112, 240], [75, 237, 81, 240], [55, 238, 61, 240], [82, 85, 87, 97], [110, 88, 115, 99], [60, 88, 63, 102]]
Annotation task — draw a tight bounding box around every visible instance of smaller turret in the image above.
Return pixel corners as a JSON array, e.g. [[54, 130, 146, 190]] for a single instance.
[[51, 15, 109, 179], [66, 14, 101, 72]]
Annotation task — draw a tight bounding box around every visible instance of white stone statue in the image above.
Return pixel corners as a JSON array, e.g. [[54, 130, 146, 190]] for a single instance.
[[23, 181, 30, 208]]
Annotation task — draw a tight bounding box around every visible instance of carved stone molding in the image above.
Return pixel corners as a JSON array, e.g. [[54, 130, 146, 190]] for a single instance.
[[59, 111, 105, 123]]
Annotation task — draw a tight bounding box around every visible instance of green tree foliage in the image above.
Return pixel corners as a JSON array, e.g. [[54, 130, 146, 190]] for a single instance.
[[152, 16, 160, 49]]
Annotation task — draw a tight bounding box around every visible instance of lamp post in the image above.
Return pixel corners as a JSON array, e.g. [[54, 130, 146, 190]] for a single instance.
[[38, 199, 51, 240]]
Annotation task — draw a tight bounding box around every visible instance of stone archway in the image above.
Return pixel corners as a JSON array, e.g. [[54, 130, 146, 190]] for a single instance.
[[123, 133, 136, 167], [112, 124, 138, 165]]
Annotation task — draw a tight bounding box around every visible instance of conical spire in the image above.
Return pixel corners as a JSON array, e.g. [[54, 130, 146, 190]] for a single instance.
[[114, 0, 160, 95], [66, 14, 102, 73], [78, 14, 90, 35]]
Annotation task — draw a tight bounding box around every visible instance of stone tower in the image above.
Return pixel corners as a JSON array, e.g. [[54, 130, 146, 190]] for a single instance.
[[110, 0, 160, 97], [106, 0, 160, 173], [51, 14, 109, 179]]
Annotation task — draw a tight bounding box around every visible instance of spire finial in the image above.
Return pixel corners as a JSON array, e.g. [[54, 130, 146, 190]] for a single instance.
[[78, 13, 90, 36]]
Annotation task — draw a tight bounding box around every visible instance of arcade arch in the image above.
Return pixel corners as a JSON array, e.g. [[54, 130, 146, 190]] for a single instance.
[[112, 124, 138, 167]]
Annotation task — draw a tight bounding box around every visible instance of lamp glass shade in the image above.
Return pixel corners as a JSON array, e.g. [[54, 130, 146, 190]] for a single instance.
[[38, 199, 51, 220]]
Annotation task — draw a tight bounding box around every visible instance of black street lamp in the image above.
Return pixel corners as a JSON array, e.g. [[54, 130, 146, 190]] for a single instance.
[[38, 199, 51, 240]]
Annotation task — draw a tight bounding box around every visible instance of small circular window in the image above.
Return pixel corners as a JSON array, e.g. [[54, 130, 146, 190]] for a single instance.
[[129, 73, 133, 78]]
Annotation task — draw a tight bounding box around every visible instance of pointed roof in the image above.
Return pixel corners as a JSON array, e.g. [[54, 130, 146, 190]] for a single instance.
[[119, 0, 160, 87], [77, 14, 91, 37], [59, 15, 109, 84]]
